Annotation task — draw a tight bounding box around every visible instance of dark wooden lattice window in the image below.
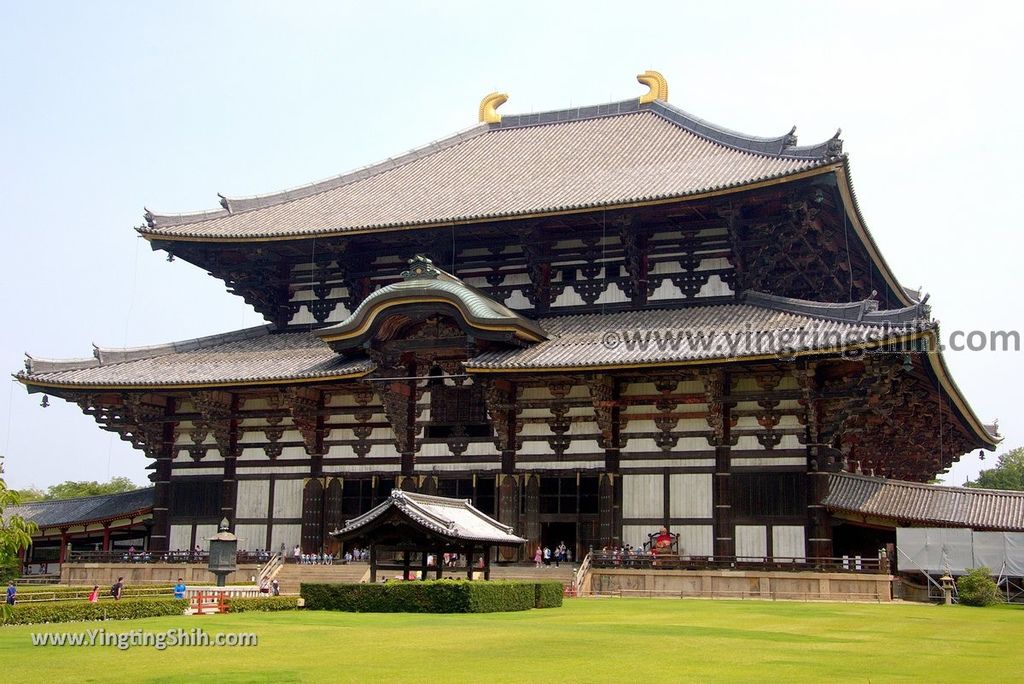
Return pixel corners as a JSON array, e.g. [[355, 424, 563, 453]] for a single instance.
[[732, 473, 806, 518], [168, 479, 221, 518], [341, 478, 394, 518], [426, 384, 491, 438]]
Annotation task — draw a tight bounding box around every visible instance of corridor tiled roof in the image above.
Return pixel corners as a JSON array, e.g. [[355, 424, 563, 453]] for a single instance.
[[7, 488, 155, 528], [142, 99, 841, 241], [823, 473, 1024, 532]]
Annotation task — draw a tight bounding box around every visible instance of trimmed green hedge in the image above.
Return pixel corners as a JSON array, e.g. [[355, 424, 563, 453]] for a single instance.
[[4, 598, 189, 625], [301, 580, 563, 613], [226, 596, 300, 612], [535, 581, 564, 608]]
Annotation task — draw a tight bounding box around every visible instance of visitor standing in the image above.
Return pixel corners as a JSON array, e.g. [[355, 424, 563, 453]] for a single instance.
[[88, 585, 99, 603], [111, 577, 124, 600], [543, 546, 551, 566], [534, 546, 542, 568], [173, 577, 186, 600], [272, 578, 280, 596], [5, 581, 15, 606]]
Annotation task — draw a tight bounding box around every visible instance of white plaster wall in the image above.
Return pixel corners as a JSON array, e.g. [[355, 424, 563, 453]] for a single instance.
[[622, 474, 663, 519], [772, 526, 806, 561], [677, 525, 714, 557], [169, 524, 192, 551], [234, 524, 268, 552], [735, 525, 767, 560], [272, 479, 304, 519], [668, 473, 712, 518], [236, 480, 270, 519], [270, 524, 302, 553]]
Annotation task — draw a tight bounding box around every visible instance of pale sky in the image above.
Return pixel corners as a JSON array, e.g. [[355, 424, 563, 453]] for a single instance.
[[1, 1, 1020, 490]]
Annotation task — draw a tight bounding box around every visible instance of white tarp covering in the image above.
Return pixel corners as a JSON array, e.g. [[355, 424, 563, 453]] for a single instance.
[[972, 532, 1024, 577], [896, 528, 974, 574], [897, 528, 1024, 576]]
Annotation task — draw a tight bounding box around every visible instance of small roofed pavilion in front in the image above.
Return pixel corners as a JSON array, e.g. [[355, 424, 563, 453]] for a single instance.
[[332, 490, 526, 581]]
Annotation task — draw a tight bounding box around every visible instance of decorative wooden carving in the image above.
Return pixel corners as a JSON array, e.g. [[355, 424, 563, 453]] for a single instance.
[[285, 387, 326, 456]]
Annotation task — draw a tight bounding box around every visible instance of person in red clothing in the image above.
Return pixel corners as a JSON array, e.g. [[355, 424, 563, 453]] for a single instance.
[[88, 585, 100, 603], [653, 526, 673, 555]]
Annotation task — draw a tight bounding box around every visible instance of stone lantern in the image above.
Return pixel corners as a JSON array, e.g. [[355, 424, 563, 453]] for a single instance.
[[940, 573, 955, 605], [207, 518, 237, 587]]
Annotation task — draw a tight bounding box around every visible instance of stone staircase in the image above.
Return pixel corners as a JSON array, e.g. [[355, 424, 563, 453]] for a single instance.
[[272, 562, 369, 594]]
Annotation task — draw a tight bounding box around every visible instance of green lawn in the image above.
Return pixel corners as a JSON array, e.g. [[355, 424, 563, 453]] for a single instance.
[[1, 599, 1021, 683]]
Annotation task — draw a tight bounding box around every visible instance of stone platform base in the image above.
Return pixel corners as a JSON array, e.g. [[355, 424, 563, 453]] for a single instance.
[[586, 568, 892, 602], [60, 562, 261, 587]]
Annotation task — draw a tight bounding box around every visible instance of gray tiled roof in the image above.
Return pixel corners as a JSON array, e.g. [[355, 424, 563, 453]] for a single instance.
[[824, 473, 1024, 532], [19, 294, 927, 387], [142, 102, 838, 241], [333, 489, 526, 545], [465, 299, 931, 370], [19, 328, 373, 388], [7, 488, 154, 529]]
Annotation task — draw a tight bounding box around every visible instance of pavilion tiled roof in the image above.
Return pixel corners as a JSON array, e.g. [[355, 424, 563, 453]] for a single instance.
[[18, 326, 373, 388], [141, 99, 841, 241], [332, 489, 526, 545], [823, 473, 1024, 532], [7, 488, 154, 529]]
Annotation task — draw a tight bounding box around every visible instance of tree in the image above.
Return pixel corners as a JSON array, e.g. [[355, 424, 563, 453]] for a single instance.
[[1, 458, 37, 621], [966, 447, 1024, 491], [40, 477, 141, 500], [957, 567, 1001, 607]]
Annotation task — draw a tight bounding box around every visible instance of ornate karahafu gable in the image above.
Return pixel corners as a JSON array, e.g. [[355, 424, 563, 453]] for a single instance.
[[317, 255, 549, 352], [13, 73, 1002, 565]]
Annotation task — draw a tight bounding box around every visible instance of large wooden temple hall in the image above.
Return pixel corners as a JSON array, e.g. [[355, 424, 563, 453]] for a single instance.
[[17, 72, 1001, 564]]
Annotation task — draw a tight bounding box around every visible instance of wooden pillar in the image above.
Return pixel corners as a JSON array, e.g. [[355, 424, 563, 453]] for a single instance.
[[807, 455, 833, 558], [419, 551, 428, 580], [369, 544, 378, 583], [59, 530, 69, 563], [712, 371, 735, 559], [435, 547, 444, 580], [483, 546, 491, 581], [524, 474, 540, 551], [598, 473, 616, 549], [102, 524, 111, 552], [402, 550, 411, 581], [465, 548, 474, 580], [497, 474, 520, 561]]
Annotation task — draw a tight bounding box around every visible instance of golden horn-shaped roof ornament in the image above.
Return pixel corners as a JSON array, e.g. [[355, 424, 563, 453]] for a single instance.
[[479, 92, 508, 123], [637, 70, 669, 104]]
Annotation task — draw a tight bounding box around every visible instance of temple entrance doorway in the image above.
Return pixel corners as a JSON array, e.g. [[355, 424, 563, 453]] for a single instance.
[[541, 521, 577, 563]]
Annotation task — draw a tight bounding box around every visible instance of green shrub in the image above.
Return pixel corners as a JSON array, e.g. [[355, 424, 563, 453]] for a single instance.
[[226, 596, 300, 612], [957, 567, 1001, 607], [4, 598, 188, 625], [301, 580, 559, 613], [535, 581, 564, 608]]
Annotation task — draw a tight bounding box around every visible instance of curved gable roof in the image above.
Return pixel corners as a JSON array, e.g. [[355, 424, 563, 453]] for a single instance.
[[317, 256, 549, 349]]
